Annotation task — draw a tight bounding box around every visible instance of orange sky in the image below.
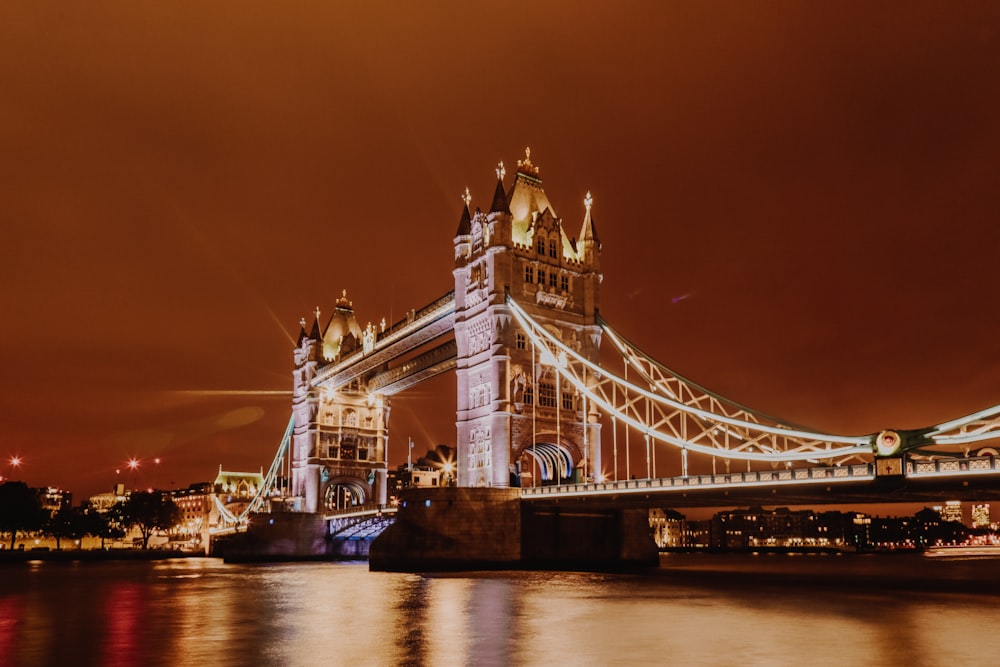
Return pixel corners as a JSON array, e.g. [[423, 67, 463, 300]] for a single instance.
[[2, 2, 999, 502]]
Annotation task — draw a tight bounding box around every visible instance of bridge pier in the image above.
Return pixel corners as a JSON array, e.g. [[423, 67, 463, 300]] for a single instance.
[[369, 488, 658, 572]]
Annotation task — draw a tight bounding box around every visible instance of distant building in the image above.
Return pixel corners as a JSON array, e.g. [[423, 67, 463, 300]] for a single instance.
[[213, 467, 266, 525], [649, 509, 685, 547], [39, 487, 71, 513], [89, 485, 127, 512], [938, 501, 963, 524], [170, 482, 214, 549], [972, 503, 990, 529]]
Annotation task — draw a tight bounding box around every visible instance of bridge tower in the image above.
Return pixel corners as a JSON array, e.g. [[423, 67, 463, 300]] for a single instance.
[[453, 149, 603, 488], [291, 293, 390, 513]]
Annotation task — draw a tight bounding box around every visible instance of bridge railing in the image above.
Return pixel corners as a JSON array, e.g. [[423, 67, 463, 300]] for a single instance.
[[323, 503, 398, 521], [377, 290, 455, 342], [907, 455, 1000, 477], [520, 463, 876, 498]]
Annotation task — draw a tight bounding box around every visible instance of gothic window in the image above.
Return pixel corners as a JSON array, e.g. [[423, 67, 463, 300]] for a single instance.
[[524, 385, 534, 405], [549, 240, 557, 258], [548, 272, 557, 288], [344, 410, 358, 427], [537, 270, 545, 285], [561, 275, 569, 292], [525, 265, 534, 283], [340, 437, 356, 460], [539, 382, 556, 408], [536, 236, 546, 254], [562, 390, 574, 411], [358, 445, 369, 461], [516, 332, 526, 350]]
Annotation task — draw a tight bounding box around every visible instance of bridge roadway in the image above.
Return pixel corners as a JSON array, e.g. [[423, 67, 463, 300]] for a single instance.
[[520, 455, 1000, 509]]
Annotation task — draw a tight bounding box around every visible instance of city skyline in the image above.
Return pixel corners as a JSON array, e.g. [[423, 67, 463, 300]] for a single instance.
[[2, 4, 1000, 500]]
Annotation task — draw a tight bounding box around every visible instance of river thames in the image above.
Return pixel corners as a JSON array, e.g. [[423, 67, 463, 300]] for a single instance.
[[2, 553, 1000, 666]]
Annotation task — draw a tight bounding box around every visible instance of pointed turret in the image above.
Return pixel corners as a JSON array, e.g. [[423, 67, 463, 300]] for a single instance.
[[322, 291, 363, 361], [490, 162, 510, 214], [456, 186, 473, 237], [456, 202, 472, 237], [296, 317, 309, 345], [309, 308, 323, 341], [578, 191, 601, 267]]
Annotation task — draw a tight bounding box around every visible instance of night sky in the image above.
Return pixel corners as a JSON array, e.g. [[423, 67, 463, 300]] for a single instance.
[[2, 3, 999, 502]]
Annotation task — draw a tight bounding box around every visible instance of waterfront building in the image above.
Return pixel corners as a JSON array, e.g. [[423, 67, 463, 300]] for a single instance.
[[649, 508, 685, 547], [170, 482, 214, 548], [39, 487, 71, 514], [938, 500, 963, 524], [972, 503, 990, 529]]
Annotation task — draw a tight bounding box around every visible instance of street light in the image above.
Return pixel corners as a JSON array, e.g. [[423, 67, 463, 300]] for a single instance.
[[2, 456, 23, 482], [127, 458, 140, 490]]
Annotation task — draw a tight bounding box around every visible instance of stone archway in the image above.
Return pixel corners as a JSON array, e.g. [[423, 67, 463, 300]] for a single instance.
[[323, 477, 371, 511], [515, 437, 581, 487]]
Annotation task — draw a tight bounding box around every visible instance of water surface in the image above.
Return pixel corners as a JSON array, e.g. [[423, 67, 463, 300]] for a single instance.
[[1, 554, 999, 666]]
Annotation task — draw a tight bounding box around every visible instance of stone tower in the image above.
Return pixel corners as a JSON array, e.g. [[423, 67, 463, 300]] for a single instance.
[[291, 293, 390, 513], [453, 150, 603, 488]]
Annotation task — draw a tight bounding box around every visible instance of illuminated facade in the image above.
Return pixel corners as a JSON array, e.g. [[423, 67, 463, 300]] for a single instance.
[[939, 500, 963, 524], [291, 293, 389, 513], [972, 503, 990, 528], [453, 150, 603, 487]]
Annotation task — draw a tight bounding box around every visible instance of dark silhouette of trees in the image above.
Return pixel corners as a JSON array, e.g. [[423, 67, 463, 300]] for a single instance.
[[0, 481, 45, 549], [86, 504, 127, 549], [44, 506, 88, 550], [121, 491, 181, 549]]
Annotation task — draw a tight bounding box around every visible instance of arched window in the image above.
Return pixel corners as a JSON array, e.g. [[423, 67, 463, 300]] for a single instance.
[[536, 236, 546, 254], [549, 240, 557, 258]]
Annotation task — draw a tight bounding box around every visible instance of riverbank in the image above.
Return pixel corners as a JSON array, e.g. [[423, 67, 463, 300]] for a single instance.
[[656, 551, 1000, 595], [0, 548, 209, 563]]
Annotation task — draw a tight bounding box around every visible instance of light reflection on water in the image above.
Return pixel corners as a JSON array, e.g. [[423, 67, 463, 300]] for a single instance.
[[1, 555, 1000, 666]]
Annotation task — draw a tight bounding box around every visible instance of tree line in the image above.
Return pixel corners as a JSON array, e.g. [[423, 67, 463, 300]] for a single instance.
[[0, 481, 182, 550]]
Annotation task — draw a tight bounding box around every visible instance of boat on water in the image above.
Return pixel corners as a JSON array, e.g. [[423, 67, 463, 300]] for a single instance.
[[924, 544, 1000, 558]]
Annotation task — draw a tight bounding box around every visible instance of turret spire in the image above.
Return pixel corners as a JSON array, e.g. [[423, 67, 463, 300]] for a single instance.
[[456, 187, 472, 236], [490, 160, 510, 214], [578, 190, 601, 263]]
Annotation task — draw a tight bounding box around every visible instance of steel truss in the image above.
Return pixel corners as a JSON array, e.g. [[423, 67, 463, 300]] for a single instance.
[[924, 405, 1000, 455], [508, 295, 873, 467]]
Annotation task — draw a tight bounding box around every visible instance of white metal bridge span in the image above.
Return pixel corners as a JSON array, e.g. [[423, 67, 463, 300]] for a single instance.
[[226, 293, 1000, 526]]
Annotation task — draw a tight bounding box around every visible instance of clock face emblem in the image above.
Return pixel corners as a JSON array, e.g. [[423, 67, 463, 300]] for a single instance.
[[876, 430, 902, 456]]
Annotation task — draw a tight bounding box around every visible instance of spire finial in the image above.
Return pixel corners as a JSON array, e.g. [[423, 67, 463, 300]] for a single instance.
[[462, 187, 472, 208], [585, 191, 593, 211], [300, 317, 306, 328], [314, 306, 321, 320], [496, 161, 506, 182], [516, 146, 539, 177]]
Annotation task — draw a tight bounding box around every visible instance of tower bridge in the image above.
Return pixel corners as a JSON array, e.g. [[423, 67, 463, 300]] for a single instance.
[[222, 149, 1000, 566]]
